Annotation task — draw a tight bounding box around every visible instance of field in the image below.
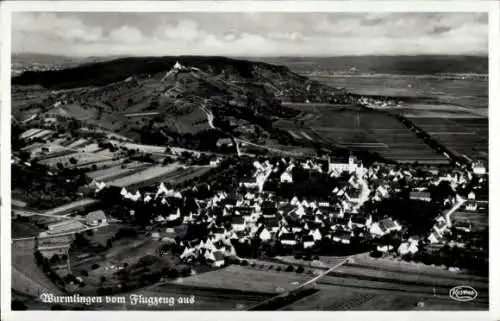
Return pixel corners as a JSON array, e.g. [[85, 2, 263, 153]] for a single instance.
[[133, 283, 273, 310], [86, 162, 152, 182], [276, 106, 447, 164], [452, 209, 489, 232], [167, 265, 309, 294], [310, 75, 488, 110], [107, 164, 211, 189], [43, 198, 100, 216], [106, 163, 181, 187], [407, 117, 488, 162], [12, 239, 64, 297]]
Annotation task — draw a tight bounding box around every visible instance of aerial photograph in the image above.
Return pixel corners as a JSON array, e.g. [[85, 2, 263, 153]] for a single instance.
[[10, 11, 488, 311]]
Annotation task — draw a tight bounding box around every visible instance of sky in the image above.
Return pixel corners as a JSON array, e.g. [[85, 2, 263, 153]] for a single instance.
[[12, 12, 488, 57]]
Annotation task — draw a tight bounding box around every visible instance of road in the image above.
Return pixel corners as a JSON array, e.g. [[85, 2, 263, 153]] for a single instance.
[[445, 195, 466, 227], [199, 104, 215, 129]]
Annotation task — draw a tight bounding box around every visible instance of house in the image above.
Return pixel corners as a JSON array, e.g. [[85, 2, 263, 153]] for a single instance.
[[409, 191, 432, 202], [466, 202, 477, 211], [231, 216, 246, 232], [302, 235, 315, 249], [209, 157, 221, 167], [154, 215, 166, 222], [280, 233, 297, 246], [180, 246, 196, 260], [212, 226, 227, 239], [261, 206, 278, 218], [370, 218, 401, 237], [433, 219, 448, 235], [398, 241, 419, 255], [259, 227, 272, 242], [468, 191, 476, 200], [332, 230, 351, 244], [376, 244, 394, 253], [349, 214, 372, 229], [263, 217, 280, 233], [318, 201, 330, 208], [280, 171, 293, 183], [310, 228, 322, 241], [455, 222, 471, 233], [472, 162, 486, 175], [85, 210, 107, 226], [216, 138, 233, 148], [427, 231, 443, 244], [211, 251, 225, 267], [167, 208, 181, 221]]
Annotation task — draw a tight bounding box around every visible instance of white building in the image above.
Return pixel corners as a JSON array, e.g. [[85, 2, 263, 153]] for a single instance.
[[85, 210, 107, 226], [280, 171, 293, 183], [328, 154, 364, 175]]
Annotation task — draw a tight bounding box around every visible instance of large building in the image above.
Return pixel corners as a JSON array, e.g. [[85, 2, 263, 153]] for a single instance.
[[328, 154, 364, 175]]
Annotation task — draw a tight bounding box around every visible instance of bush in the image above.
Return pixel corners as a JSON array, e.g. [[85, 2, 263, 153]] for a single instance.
[[285, 265, 294, 272], [91, 263, 100, 270], [167, 269, 179, 279], [241, 260, 249, 266], [296, 266, 305, 273], [276, 267, 281, 271], [294, 253, 302, 260]]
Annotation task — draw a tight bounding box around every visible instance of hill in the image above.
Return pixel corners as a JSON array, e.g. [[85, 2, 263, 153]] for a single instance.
[[250, 55, 488, 75], [12, 57, 357, 152]]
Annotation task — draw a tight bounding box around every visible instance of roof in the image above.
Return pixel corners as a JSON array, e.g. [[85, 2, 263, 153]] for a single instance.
[[351, 214, 368, 224], [213, 251, 225, 261], [332, 230, 351, 239], [231, 216, 245, 224], [410, 191, 431, 198], [302, 235, 315, 242], [280, 233, 295, 240], [263, 217, 280, 227], [436, 220, 447, 229], [378, 218, 397, 232], [216, 138, 233, 146], [235, 206, 253, 215], [86, 210, 106, 221]]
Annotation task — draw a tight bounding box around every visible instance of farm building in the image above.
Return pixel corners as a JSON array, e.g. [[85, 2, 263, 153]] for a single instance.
[[47, 220, 87, 235], [216, 138, 234, 148], [85, 210, 107, 226], [398, 240, 418, 255], [370, 218, 401, 237], [472, 162, 486, 175], [409, 191, 432, 202]]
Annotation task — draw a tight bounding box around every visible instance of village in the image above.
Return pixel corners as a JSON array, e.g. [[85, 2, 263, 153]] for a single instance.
[[33, 145, 487, 270]]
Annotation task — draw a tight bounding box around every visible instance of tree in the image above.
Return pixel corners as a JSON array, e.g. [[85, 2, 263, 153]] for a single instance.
[[100, 276, 107, 284], [69, 157, 78, 165]]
